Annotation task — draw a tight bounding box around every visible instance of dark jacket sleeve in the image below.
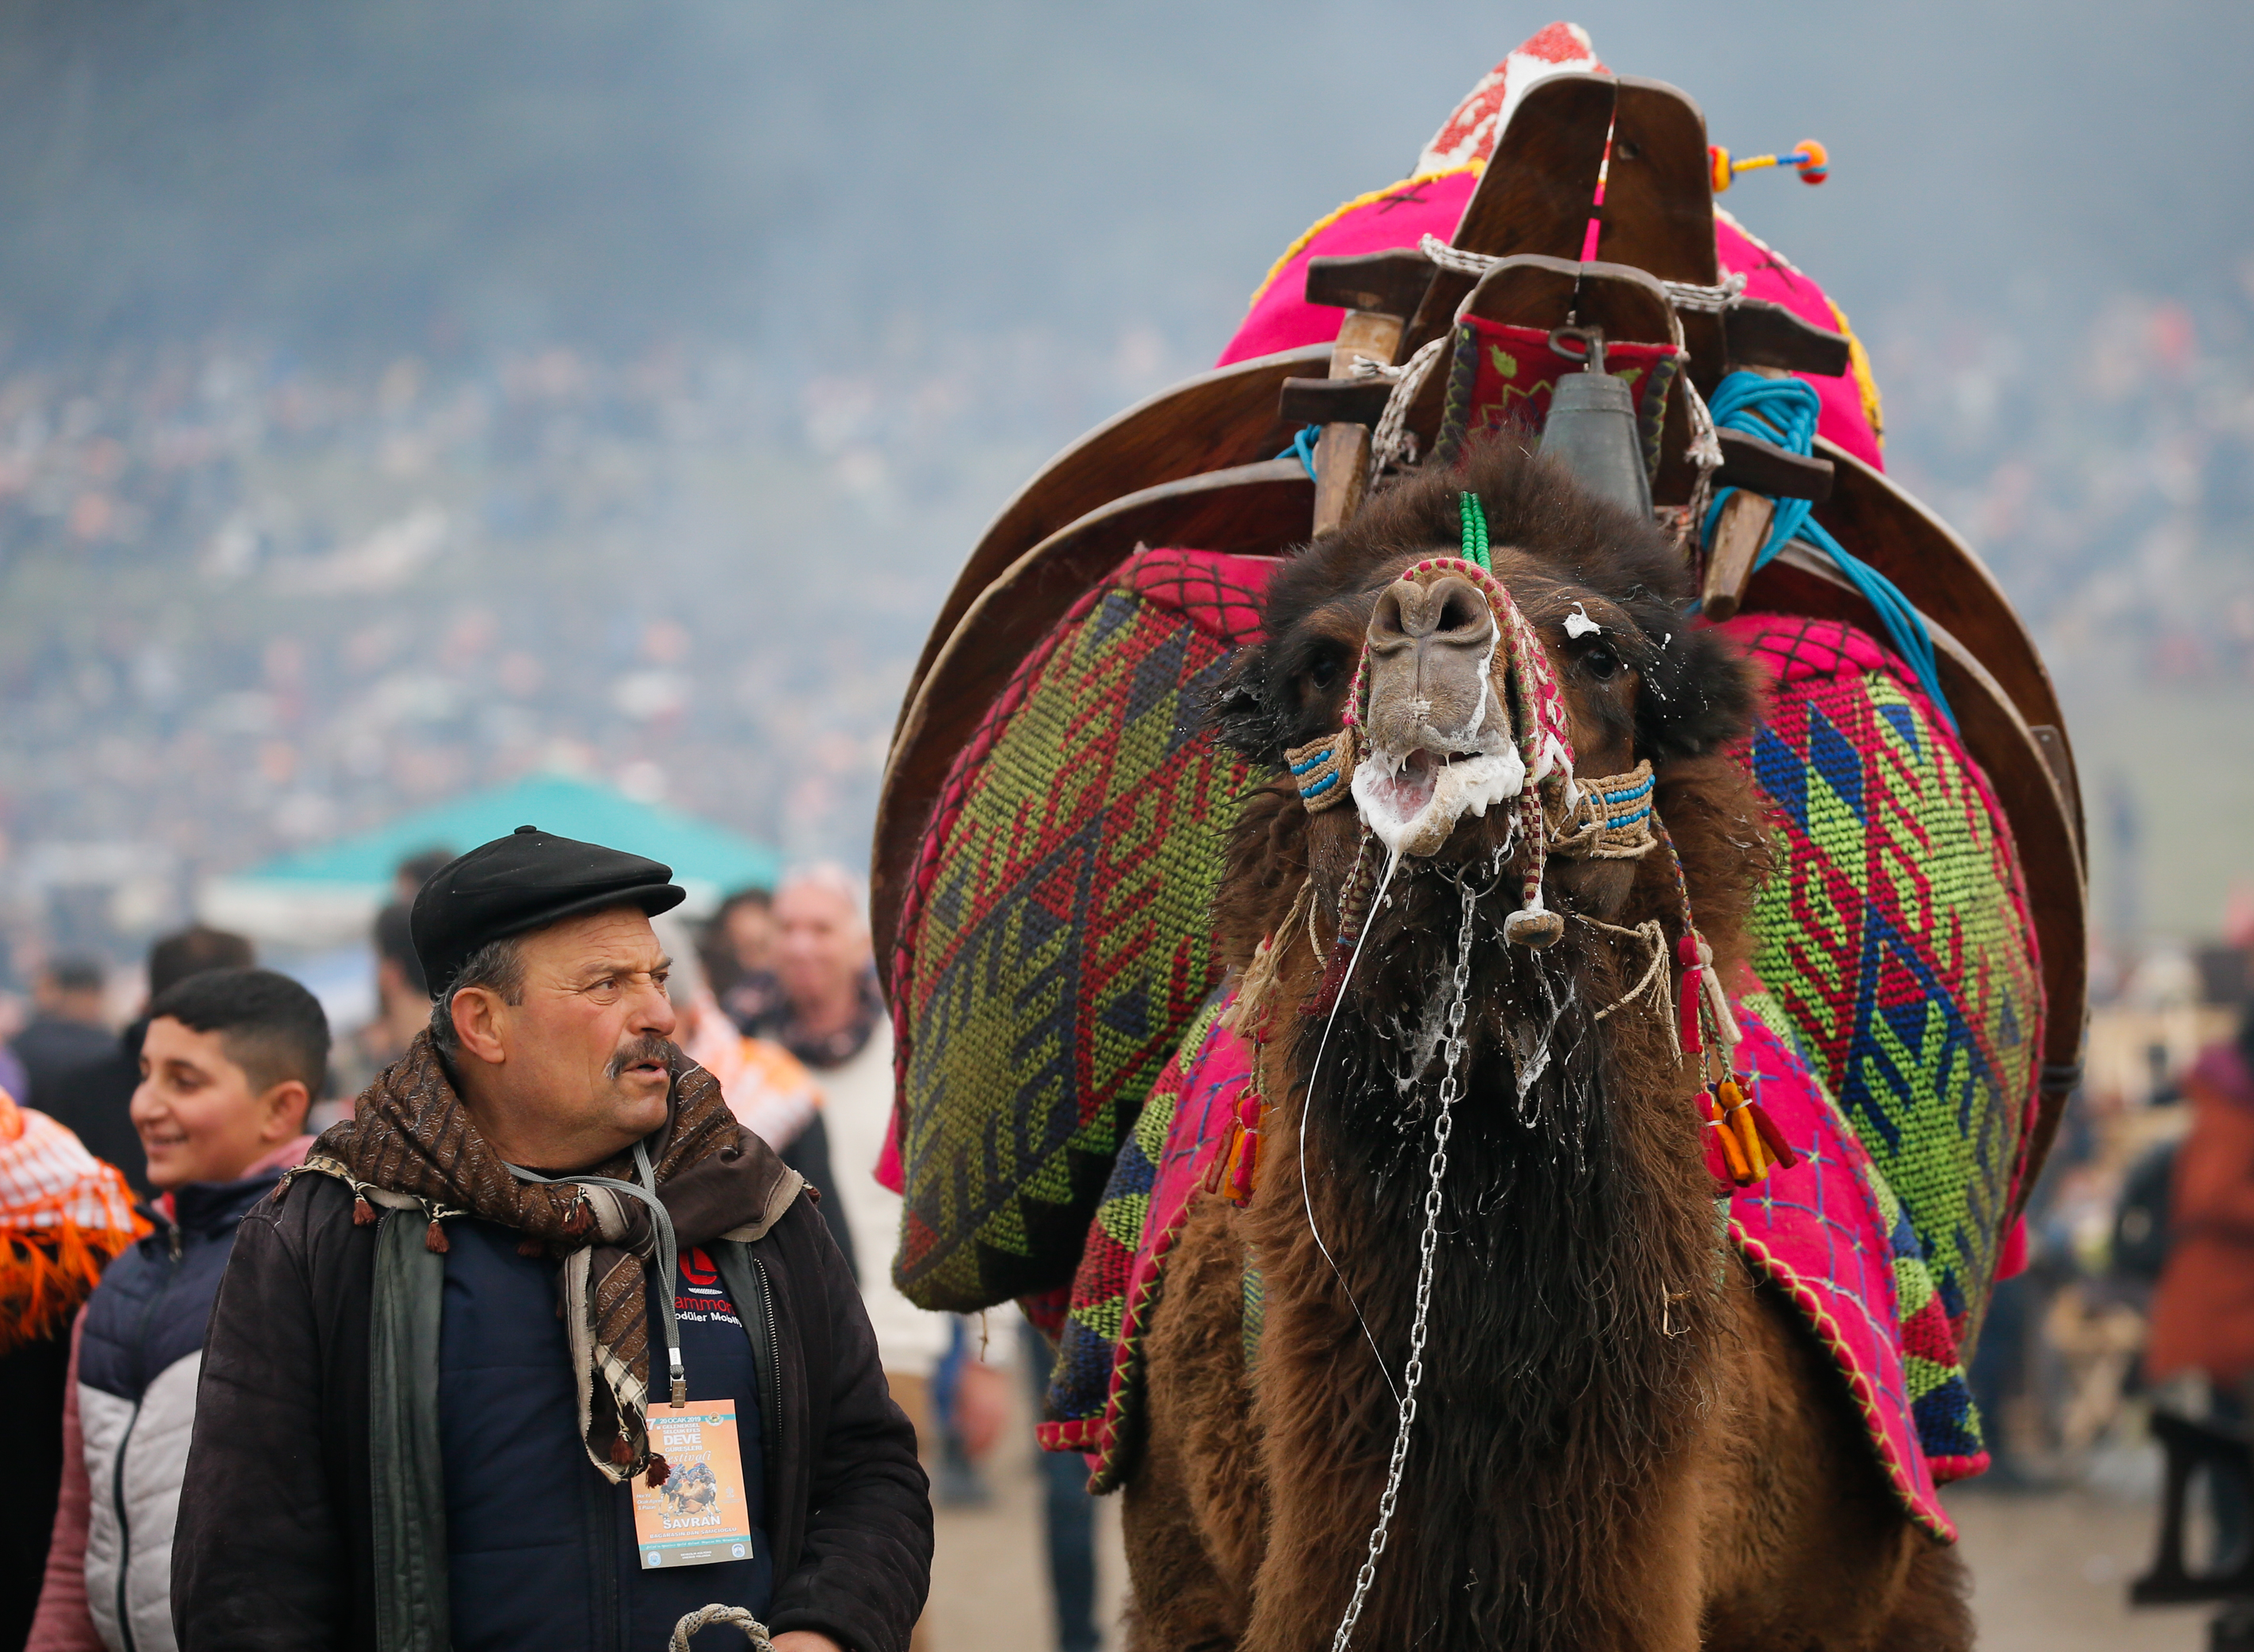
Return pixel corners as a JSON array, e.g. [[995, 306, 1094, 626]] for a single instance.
[[173, 1190, 359, 1650], [764, 1205, 933, 1652]]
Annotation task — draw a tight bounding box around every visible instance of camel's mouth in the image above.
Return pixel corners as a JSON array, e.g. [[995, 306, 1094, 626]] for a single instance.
[[1351, 739, 1526, 858]]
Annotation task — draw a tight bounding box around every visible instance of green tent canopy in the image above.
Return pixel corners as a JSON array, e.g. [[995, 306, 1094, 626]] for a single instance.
[[198, 774, 781, 947]]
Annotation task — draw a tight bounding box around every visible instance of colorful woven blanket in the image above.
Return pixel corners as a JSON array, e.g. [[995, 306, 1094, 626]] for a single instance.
[[1036, 986, 1973, 1541], [1727, 615, 2043, 1363], [888, 549, 1272, 1311]]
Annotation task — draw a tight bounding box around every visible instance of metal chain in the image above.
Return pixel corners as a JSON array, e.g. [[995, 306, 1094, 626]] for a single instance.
[[1329, 876, 1478, 1652]]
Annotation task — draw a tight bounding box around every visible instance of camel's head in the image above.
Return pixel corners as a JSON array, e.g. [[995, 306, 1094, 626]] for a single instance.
[[1214, 437, 1756, 920]]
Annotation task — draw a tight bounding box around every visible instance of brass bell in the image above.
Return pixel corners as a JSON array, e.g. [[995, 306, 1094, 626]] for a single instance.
[[1537, 326, 1654, 520]]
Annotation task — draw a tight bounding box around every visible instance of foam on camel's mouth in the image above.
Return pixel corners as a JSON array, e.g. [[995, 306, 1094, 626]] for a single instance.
[[1359, 747, 1442, 821], [1351, 739, 1527, 858]]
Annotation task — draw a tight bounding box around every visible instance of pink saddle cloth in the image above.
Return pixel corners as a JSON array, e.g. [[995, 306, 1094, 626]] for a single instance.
[[1044, 991, 1965, 1541]]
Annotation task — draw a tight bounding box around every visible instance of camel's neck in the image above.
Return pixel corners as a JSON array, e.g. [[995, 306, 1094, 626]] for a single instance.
[[1242, 867, 1725, 1646]]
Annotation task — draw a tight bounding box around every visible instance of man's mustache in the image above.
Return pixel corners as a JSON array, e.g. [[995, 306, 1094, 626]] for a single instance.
[[607, 1035, 677, 1081]]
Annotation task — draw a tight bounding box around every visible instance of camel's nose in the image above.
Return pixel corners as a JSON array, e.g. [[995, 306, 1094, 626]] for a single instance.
[[1363, 574, 1498, 749], [1368, 574, 1494, 656]]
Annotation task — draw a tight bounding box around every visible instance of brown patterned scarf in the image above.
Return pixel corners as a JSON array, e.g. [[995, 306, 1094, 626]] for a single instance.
[[288, 1030, 799, 1483]]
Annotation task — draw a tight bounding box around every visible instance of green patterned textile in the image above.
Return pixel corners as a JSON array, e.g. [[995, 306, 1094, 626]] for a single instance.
[[886, 549, 1273, 1312]]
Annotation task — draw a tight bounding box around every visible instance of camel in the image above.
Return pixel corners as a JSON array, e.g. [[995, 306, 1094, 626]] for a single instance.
[[1123, 436, 1977, 1651]]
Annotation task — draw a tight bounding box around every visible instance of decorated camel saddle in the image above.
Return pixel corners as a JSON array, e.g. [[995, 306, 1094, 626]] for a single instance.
[[875, 23, 2085, 1648]]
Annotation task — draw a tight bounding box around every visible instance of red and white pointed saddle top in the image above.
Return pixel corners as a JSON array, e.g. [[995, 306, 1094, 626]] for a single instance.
[[1414, 20, 1606, 175]]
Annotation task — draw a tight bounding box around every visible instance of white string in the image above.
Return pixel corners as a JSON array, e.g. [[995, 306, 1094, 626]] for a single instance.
[[1300, 843, 1406, 1404], [1417, 233, 1499, 278], [1660, 273, 1748, 312], [1367, 335, 1448, 486]]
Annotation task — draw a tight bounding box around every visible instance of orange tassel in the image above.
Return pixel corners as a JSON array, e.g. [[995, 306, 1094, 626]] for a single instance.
[[1707, 1090, 1755, 1185], [1224, 1123, 1261, 1207], [1204, 1086, 1266, 1207], [352, 1195, 377, 1226], [1716, 1077, 1782, 1187], [645, 1452, 670, 1487], [1748, 1101, 1798, 1170], [424, 1219, 450, 1254]]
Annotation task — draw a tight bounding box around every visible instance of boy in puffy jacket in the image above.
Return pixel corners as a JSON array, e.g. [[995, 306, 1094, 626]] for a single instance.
[[29, 969, 326, 1652]]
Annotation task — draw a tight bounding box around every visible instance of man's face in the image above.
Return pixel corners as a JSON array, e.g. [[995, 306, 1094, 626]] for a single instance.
[[724, 902, 775, 974], [482, 908, 678, 1156], [774, 883, 868, 1007], [134, 1017, 305, 1190]]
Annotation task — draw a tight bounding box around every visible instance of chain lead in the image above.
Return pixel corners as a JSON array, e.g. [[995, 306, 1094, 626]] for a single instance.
[[1329, 877, 1477, 1652]]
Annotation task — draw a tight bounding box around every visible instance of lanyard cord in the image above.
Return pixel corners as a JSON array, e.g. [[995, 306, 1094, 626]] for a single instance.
[[506, 1142, 686, 1404]]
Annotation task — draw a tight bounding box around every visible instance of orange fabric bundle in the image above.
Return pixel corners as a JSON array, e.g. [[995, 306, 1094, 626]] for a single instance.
[[0, 1091, 146, 1354]]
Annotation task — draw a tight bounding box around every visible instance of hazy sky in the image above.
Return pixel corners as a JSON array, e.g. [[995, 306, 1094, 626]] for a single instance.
[[1, 1, 2244, 363]]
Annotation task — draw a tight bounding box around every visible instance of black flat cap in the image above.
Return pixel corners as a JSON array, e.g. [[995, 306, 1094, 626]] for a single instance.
[[410, 825, 685, 995]]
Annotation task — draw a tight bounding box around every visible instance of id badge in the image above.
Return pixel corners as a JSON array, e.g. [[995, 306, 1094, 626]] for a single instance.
[[630, 1400, 755, 1569]]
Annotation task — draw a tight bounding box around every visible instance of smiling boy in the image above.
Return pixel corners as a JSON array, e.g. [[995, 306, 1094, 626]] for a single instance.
[[30, 968, 326, 1652]]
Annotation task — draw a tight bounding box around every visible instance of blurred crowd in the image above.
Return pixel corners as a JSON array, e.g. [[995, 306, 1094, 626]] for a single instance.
[[0, 322, 1185, 975], [5, 271, 2252, 971], [1875, 281, 2254, 691], [0, 855, 1100, 1652]]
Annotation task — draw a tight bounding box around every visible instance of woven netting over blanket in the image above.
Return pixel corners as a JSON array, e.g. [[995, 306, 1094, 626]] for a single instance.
[[1036, 616, 2041, 1538], [887, 548, 1271, 1312]]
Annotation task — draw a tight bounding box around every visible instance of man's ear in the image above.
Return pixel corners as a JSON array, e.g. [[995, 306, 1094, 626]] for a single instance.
[[257, 1078, 312, 1142], [451, 986, 510, 1067]]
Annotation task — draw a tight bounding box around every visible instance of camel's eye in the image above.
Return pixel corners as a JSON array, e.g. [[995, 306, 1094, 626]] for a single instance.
[[1579, 646, 1624, 683], [1303, 651, 1342, 694]]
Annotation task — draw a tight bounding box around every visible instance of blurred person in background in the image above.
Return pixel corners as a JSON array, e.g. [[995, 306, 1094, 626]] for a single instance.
[[12, 964, 114, 1123], [0, 1044, 28, 1121], [0, 1090, 143, 1652], [766, 868, 949, 1588], [706, 888, 786, 1033], [1019, 1320, 1100, 1652], [323, 903, 432, 1114], [2145, 999, 2254, 1556], [29, 969, 323, 1652], [657, 919, 852, 1272], [33, 932, 255, 1197], [390, 847, 455, 904]]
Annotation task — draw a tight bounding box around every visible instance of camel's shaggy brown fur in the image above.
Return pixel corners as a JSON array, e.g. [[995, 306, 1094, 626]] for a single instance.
[[1127, 441, 1972, 1650]]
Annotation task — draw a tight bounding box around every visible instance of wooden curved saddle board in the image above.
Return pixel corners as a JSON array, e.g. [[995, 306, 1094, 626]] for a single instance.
[[871, 462, 1310, 984], [1402, 72, 1720, 355]]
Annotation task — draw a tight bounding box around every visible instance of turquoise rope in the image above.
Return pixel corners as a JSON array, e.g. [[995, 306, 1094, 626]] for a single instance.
[[1699, 374, 1955, 729], [1275, 424, 1321, 483]]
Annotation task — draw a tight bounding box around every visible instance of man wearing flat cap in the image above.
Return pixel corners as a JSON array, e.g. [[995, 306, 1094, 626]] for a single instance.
[[173, 828, 932, 1652]]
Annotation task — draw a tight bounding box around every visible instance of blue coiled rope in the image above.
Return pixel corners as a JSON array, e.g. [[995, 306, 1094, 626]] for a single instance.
[[1700, 373, 1955, 729], [1276, 423, 1321, 483]]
